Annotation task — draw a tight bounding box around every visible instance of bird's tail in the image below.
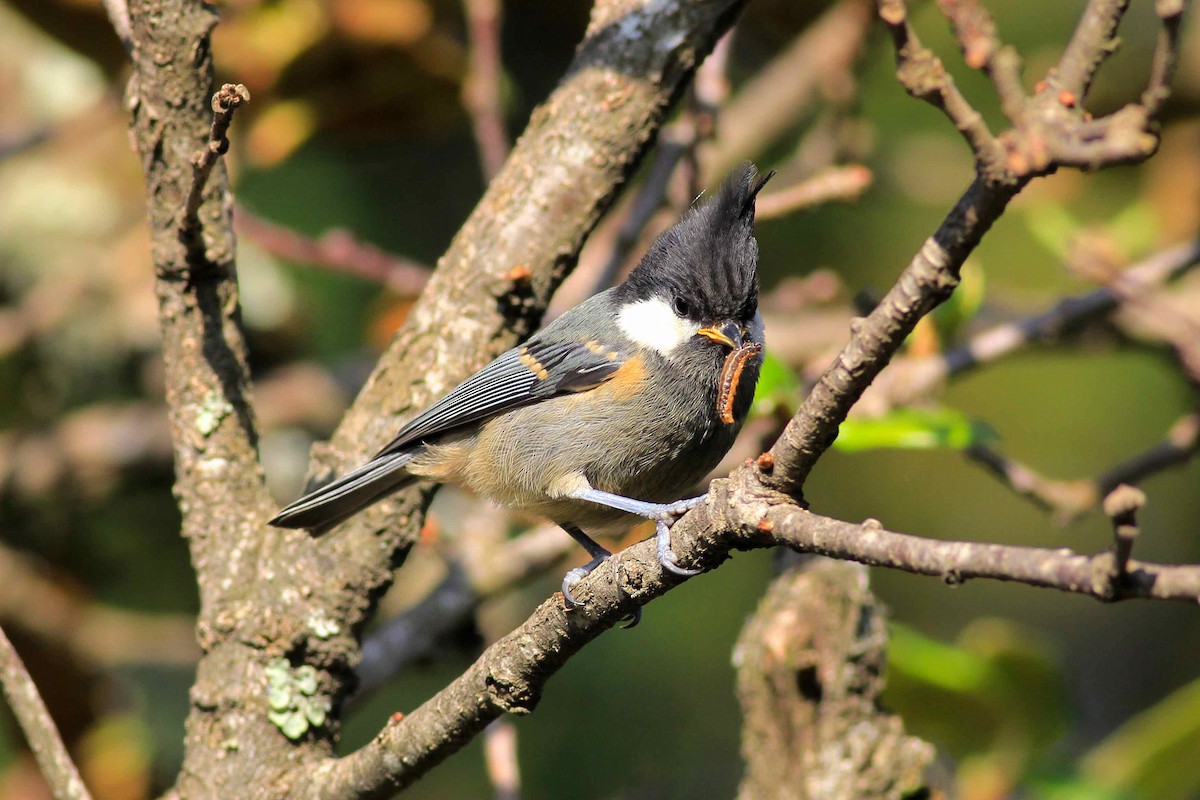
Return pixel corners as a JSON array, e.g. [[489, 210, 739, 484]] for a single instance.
[[269, 450, 419, 534]]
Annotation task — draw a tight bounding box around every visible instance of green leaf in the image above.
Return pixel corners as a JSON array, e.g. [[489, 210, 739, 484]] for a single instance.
[[752, 349, 800, 416], [1023, 201, 1081, 261], [1107, 201, 1159, 257], [1081, 676, 1200, 800], [889, 622, 991, 693], [833, 407, 996, 453], [932, 258, 986, 341]]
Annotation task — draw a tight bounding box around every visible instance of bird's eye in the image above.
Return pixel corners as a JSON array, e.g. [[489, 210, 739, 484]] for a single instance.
[[672, 296, 691, 317]]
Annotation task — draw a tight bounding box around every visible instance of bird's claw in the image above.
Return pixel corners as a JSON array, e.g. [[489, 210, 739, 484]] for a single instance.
[[562, 555, 642, 628], [561, 566, 591, 608], [656, 519, 702, 577]]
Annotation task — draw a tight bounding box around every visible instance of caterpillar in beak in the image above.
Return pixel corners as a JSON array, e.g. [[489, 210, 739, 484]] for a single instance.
[[718, 341, 763, 424]]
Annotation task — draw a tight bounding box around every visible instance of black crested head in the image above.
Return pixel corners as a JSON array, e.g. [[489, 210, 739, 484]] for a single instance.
[[619, 162, 772, 325]]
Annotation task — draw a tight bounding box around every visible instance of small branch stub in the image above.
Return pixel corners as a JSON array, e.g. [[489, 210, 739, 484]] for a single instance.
[[181, 83, 250, 241], [1103, 483, 1146, 580]]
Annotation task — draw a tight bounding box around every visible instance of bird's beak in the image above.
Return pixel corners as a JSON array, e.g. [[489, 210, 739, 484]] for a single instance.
[[697, 320, 743, 350]]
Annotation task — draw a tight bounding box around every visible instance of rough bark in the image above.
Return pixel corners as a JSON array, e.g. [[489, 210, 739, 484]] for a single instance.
[[734, 561, 934, 800], [121, 0, 750, 796]]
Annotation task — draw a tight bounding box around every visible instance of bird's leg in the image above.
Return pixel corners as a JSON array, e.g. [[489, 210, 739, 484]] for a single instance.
[[567, 488, 705, 578], [560, 524, 640, 627]]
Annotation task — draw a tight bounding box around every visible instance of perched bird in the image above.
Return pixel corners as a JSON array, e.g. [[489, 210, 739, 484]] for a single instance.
[[271, 163, 771, 612]]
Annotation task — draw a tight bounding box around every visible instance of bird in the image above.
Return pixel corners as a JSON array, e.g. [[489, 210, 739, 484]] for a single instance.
[[270, 162, 771, 615]]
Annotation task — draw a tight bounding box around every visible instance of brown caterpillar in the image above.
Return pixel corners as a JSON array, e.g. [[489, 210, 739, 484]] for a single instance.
[[718, 341, 763, 424]]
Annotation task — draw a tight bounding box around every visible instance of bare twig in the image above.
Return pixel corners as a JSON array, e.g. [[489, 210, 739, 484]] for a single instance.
[[704, 0, 875, 179], [181, 84, 249, 242], [235, 208, 431, 296], [1096, 412, 1200, 494], [878, 0, 1008, 177], [584, 138, 690, 297], [1053, 0, 1130, 101], [461, 0, 510, 181], [742, 492, 1200, 603], [966, 412, 1200, 524], [0, 624, 93, 800], [754, 164, 873, 219], [937, 0, 1027, 120], [353, 525, 572, 699], [943, 240, 1200, 379], [1142, 0, 1186, 117], [101, 0, 132, 53], [0, 542, 198, 668], [964, 443, 1096, 521], [1103, 484, 1145, 583]]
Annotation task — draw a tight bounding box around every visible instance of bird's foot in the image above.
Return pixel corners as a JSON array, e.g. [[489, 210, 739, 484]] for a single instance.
[[655, 517, 702, 577], [561, 552, 609, 609], [560, 550, 641, 628]]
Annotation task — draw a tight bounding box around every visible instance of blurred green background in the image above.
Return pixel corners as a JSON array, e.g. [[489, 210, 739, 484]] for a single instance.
[[1, 0, 1199, 798]]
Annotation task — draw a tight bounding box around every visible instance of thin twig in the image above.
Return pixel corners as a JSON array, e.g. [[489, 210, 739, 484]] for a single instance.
[[1096, 412, 1200, 495], [584, 138, 690, 297], [461, 0, 510, 181], [1102, 484, 1145, 584], [964, 443, 1096, 521], [744, 491, 1200, 603], [942, 239, 1200, 377], [0, 624, 93, 800], [704, 0, 875, 179], [101, 0, 132, 53], [235, 208, 431, 296], [878, 0, 1008, 177], [1053, 0, 1131, 101], [965, 411, 1199, 524], [0, 542, 198, 668], [353, 525, 572, 700], [937, 0, 1027, 120], [1142, 0, 1186, 117], [754, 164, 873, 219], [181, 84, 249, 241]]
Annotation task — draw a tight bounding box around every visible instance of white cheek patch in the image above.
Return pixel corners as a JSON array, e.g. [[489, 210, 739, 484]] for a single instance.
[[616, 298, 698, 357]]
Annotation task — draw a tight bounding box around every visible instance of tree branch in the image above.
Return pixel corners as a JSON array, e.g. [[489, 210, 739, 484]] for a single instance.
[[0, 542, 198, 669], [966, 411, 1200, 523], [123, 0, 275, 624], [461, 0, 510, 181], [734, 560, 935, 800], [235, 207, 431, 296], [0, 624, 93, 800], [126, 0, 753, 795], [302, 3, 1193, 794], [754, 164, 873, 219]]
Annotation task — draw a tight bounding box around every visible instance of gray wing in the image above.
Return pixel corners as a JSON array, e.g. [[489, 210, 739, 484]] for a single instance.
[[374, 338, 625, 457]]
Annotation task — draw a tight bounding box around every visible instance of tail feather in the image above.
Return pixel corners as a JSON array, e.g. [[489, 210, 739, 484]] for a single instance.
[[269, 451, 418, 534]]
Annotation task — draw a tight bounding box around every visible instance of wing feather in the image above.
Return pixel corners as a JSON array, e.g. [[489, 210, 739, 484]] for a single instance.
[[375, 339, 624, 456]]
